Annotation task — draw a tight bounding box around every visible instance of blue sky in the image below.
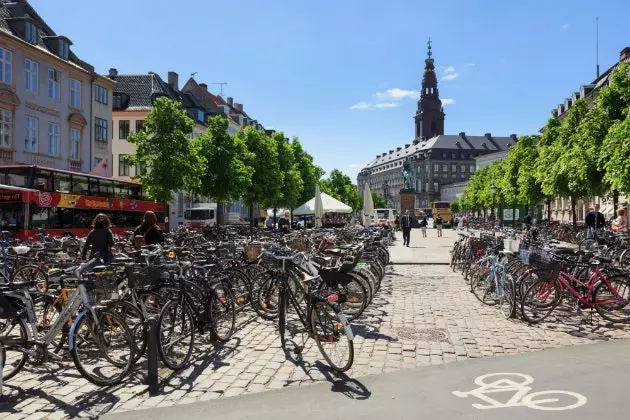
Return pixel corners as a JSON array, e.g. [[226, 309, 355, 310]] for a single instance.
[[31, 0, 630, 182]]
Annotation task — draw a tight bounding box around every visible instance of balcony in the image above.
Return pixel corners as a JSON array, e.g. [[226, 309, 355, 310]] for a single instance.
[[69, 160, 82, 172], [0, 148, 14, 161]]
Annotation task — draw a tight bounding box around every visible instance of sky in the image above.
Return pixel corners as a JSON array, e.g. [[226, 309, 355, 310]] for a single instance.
[[30, 0, 630, 182]]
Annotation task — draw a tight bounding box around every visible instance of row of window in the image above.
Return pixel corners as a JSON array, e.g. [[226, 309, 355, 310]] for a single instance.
[[22, 115, 82, 158], [1, 48, 108, 106], [118, 120, 144, 140], [430, 164, 475, 173]]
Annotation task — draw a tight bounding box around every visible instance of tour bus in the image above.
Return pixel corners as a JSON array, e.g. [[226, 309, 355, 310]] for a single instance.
[[184, 203, 218, 228], [432, 201, 452, 227], [0, 165, 165, 238]]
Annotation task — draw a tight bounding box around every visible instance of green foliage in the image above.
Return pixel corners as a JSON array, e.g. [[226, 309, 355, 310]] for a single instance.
[[450, 199, 460, 214], [240, 127, 282, 208], [271, 133, 304, 210], [291, 139, 321, 207], [372, 192, 386, 208], [193, 116, 253, 204], [127, 97, 204, 202], [320, 169, 361, 212]]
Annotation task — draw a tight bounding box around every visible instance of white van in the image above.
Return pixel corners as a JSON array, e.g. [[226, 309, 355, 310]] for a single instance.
[[184, 203, 217, 228]]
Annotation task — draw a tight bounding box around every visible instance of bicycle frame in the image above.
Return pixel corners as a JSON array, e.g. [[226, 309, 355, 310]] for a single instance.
[[554, 266, 624, 306]]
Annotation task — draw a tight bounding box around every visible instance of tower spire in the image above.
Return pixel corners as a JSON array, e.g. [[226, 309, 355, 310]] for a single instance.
[[414, 37, 444, 139], [426, 37, 433, 65]]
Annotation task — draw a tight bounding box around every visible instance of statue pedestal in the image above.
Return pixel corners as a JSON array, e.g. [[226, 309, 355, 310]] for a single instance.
[[399, 189, 415, 215]]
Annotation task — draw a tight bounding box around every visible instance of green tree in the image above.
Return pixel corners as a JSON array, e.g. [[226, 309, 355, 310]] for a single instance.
[[320, 169, 361, 212], [292, 139, 323, 207], [372, 192, 386, 208], [239, 127, 282, 225], [127, 97, 204, 202], [271, 133, 303, 212], [450, 199, 460, 214], [193, 116, 253, 223]]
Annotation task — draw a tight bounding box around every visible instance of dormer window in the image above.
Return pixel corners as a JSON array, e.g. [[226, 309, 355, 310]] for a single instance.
[[197, 109, 204, 123], [238, 115, 244, 125], [25, 21, 37, 44], [58, 39, 69, 60]]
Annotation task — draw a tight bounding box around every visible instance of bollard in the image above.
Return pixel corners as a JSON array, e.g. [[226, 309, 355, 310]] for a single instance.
[[0, 345, 3, 396], [146, 317, 159, 395]]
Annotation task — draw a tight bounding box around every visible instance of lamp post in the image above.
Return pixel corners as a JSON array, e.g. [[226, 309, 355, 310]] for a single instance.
[[490, 184, 497, 221]]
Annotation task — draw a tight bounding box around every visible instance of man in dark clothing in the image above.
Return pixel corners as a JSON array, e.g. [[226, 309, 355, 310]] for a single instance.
[[400, 210, 413, 247], [523, 211, 533, 229], [278, 211, 291, 233], [585, 204, 606, 229]]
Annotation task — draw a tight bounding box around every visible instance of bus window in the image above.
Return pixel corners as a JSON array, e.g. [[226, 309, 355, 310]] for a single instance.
[[130, 184, 141, 200], [88, 177, 99, 196], [0, 167, 29, 188], [113, 181, 129, 199], [53, 172, 71, 193], [33, 169, 52, 191], [29, 205, 49, 229], [99, 179, 113, 197], [72, 175, 89, 195], [49, 208, 73, 228]]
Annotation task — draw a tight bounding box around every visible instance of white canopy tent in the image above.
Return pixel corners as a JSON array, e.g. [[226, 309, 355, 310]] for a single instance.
[[294, 192, 353, 216]]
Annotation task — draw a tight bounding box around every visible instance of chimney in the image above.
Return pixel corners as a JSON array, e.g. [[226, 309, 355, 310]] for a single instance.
[[108, 68, 118, 78], [510, 134, 518, 141], [234, 103, 243, 112], [382, 153, 387, 157], [620, 47, 630, 63], [376, 154, 380, 159], [413, 139, 419, 145], [405, 144, 410, 148], [484, 133, 492, 139], [389, 150, 394, 154], [227, 97, 233, 107], [167, 71, 179, 91], [459, 131, 466, 139], [396, 147, 402, 152], [552, 109, 558, 117], [199, 83, 208, 91]]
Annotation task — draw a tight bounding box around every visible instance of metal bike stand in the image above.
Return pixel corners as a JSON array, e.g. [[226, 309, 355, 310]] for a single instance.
[[0, 345, 4, 396], [146, 317, 159, 395]]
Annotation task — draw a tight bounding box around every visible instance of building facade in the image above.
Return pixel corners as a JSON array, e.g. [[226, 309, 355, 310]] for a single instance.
[[0, 0, 113, 175], [358, 41, 516, 210]]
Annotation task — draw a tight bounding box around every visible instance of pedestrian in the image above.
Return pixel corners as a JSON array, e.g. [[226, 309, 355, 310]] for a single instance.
[[133, 211, 165, 248], [612, 208, 627, 232], [278, 211, 291, 233], [81, 213, 114, 264], [436, 214, 443, 237], [523, 210, 533, 230], [400, 210, 412, 247], [394, 215, 400, 232], [449, 215, 455, 228], [265, 216, 274, 230], [585, 204, 606, 239], [420, 216, 428, 238]]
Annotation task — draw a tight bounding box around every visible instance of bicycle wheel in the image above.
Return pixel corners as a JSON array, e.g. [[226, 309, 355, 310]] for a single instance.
[[0, 316, 28, 381], [157, 298, 195, 370], [309, 299, 354, 372], [13, 265, 48, 293], [593, 275, 630, 323], [521, 279, 561, 324], [40, 298, 67, 354], [106, 300, 146, 363], [278, 285, 287, 350], [226, 269, 251, 308], [471, 271, 498, 306], [250, 271, 280, 320], [498, 274, 516, 319], [70, 310, 135, 387], [210, 282, 236, 342]]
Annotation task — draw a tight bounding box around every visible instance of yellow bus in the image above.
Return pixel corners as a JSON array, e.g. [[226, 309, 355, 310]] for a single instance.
[[432, 201, 452, 226]]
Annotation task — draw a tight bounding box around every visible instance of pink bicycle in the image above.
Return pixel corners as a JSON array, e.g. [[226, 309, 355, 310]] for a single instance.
[[521, 259, 630, 324]]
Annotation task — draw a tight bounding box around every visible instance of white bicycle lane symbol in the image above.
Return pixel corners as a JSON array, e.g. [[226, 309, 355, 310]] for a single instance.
[[453, 373, 587, 411]]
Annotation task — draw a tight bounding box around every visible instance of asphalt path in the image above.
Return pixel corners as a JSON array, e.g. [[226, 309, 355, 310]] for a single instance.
[[104, 338, 629, 420]]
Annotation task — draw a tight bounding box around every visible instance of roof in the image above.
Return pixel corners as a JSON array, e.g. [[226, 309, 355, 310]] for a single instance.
[[362, 134, 517, 170], [294, 192, 353, 215], [0, 1, 94, 73], [111, 73, 179, 111]]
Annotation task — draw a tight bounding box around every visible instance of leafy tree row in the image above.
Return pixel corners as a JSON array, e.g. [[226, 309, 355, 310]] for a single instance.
[[460, 62, 630, 225], [127, 97, 323, 224]]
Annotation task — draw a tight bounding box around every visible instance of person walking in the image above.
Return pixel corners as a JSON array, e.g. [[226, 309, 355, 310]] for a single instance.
[[436, 214, 443, 237], [133, 211, 165, 248], [400, 210, 412, 247], [420, 217, 428, 238], [81, 213, 114, 264], [523, 210, 533, 230], [585, 204, 606, 239], [278, 211, 291, 233]]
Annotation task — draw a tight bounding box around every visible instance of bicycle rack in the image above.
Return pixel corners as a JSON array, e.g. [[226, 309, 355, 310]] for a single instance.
[[146, 317, 159, 395]]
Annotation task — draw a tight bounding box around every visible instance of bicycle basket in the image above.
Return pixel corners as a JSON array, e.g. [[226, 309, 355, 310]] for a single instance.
[[243, 243, 262, 262], [85, 269, 119, 304], [125, 264, 165, 291], [286, 238, 311, 252]]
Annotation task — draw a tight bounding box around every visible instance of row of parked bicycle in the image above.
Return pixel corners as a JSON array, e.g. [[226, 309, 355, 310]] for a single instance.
[[450, 227, 630, 325], [0, 226, 392, 387]]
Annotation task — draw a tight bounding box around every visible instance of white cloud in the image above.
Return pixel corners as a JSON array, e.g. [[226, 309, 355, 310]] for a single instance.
[[442, 98, 456, 106], [444, 66, 457, 74], [441, 73, 459, 81], [350, 101, 371, 110], [562, 23, 569, 30], [374, 102, 400, 109]]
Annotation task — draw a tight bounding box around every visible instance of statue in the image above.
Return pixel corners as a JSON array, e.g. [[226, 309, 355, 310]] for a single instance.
[[402, 157, 415, 191]]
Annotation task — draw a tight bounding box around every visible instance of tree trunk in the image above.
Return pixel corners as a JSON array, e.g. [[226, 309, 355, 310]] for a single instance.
[[512, 205, 516, 226], [571, 197, 577, 227], [273, 206, 277, 226], [546, 197, 552, 222], [613, 189, 619, 214], [249, 203, 255, 227]]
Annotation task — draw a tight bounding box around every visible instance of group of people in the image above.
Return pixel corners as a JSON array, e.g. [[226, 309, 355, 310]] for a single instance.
[[585, 203, 627, 234], [81, 210, 164, 264], [398, 210, 444, 247]]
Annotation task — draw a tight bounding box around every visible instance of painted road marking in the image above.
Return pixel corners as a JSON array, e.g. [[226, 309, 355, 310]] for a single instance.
[[453, 372, 587, 411]]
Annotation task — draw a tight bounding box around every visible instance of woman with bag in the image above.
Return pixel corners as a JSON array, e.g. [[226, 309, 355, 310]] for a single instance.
[[81, 213, 114, 263], [133, 211, 165, 248]]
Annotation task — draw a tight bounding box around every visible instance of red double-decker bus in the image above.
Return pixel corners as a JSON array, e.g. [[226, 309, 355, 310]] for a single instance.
[[0, 165, 165, 239]]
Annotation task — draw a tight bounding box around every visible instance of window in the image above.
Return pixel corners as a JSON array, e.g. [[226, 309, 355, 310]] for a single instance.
[[34, 169, 51, 191], [112, 95, 121, 109], [70, 128, 80, 160], [0, 48, 12, 84], [25, 21, 38, 44], [469, 164, 475, 172], [433, 182, 439, 191], [460, 164, 466, 172], [95, 118, 107, 142], [119, 154, 129, 176], [99, 179, 113, 197], [135, 162, 145, 177], [47, 123, 59, 156], [114, 181, 129, 198], [24, 59, 38, 93], [24, 117, 38, 152], [135, 120, 144, 132], [95, 85, 108, 104], [93, 157, 102, 167], [72, 175, 88, 195], [451, 153, 456, 159], [452, 164, 457, 172], [442, 164, 448, 172], [48, 68, 60, 100], [119, 120, 129, 139], [70, 79, 81, 108], [0, 109, 10, 149], [433, 164, 439, 172], [53, 172, 71, 193], [58, 40, 69, 60], [197, 109, 204, 122]]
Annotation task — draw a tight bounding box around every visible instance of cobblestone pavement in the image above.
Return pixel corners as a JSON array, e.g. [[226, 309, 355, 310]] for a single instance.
[[2, 261, 630, 419]]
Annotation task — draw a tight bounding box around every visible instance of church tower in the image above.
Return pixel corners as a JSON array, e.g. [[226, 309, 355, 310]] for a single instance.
[[415, 38, 445, 139]]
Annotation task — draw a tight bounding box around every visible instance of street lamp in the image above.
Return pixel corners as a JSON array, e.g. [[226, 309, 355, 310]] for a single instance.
[[490, 184, 497, 221]]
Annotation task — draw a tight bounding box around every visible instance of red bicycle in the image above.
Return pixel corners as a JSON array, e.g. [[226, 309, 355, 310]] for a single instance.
[[521, 258, 630, 324]]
